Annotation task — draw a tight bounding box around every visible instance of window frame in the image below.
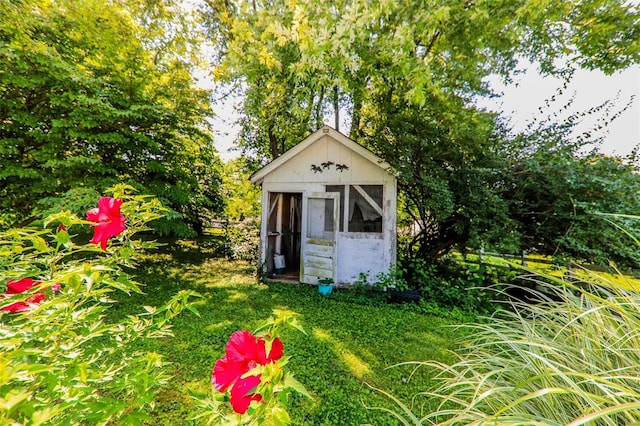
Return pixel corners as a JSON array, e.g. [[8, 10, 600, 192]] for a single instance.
[[325, 184, 384, 235]]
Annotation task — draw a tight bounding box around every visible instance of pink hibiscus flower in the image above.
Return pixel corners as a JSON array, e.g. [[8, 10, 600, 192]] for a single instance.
[[86, 196, 126, 250], [211, 330, 284, 414], [1, 278, 45, 313]]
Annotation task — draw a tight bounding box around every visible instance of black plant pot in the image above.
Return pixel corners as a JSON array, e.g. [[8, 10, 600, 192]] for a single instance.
[[388, 289, 421, 304]]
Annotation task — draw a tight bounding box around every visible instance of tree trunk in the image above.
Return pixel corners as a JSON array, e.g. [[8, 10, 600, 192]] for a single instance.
[[268, 124, 279, 159]]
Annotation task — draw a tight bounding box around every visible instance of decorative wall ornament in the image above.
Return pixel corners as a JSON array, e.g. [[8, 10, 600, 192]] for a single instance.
[[310, 162, 349, 173]]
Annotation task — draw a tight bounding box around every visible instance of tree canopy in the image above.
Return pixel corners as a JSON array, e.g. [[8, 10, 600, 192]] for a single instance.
[[203, 0, 639, 156], [0, 0, 223, 234], [202, 0, 640, 266]]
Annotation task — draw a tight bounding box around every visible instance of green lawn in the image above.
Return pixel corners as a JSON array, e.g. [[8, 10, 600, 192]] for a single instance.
[[108, 238, 466, 425]]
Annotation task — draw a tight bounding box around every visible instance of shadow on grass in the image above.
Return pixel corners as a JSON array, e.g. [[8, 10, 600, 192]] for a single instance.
[[110, 238, 465, 425]]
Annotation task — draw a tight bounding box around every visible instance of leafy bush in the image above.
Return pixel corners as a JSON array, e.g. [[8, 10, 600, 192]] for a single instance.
[[34, 187, 200, 239], [227, 218, 261, 264], [0, 0, 224, 237], [34, 187, 102, 225], [0, 185, 199, 425], [385, 258, 503, 314]]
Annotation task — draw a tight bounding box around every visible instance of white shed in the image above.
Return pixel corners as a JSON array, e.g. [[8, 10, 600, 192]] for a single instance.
[[250, 126, 397, 286]]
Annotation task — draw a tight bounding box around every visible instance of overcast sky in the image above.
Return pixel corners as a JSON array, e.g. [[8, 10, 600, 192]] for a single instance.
[[480, 64, 640, 157], [210, 65, 640, 159]]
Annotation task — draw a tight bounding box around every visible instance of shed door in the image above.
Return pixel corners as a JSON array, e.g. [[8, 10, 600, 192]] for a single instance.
[[301, 192, 339, 284]]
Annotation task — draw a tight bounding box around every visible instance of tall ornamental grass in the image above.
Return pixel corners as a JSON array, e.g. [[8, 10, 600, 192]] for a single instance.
[[375, 266, 640, 424]]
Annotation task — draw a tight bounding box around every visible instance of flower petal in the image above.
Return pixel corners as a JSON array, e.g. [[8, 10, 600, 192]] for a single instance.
[[26, 292, 45, 304], [2, 279, 48, 313], [6, 278, 36, 294], [267, 337, 284, 362], [226, 330, 262, 363], [212, 356, 244, 392], [229, 375, 262, 414], [90, 223, 111, 250], [87, 197, 126, 251], [98, 196, 123, 216], [86, 207, 100, 222], [1, 301, 30, 313], [106, 214, 126, 238], [255, 337, 268, 365]]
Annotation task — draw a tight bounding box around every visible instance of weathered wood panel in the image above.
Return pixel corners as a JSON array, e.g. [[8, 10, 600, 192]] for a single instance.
[[304, 266, 333, 278], [301, 192, 338, 284], [337, 238, 386, 284], [303, 254, 333, 269], [305, 243, 333, 253]]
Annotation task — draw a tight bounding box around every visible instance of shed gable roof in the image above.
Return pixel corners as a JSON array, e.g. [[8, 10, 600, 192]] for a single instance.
[[250, 126, 391, 184]]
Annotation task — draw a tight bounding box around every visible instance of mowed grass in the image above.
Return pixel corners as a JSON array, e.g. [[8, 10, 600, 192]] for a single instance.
[[107, 238, 465, 425]]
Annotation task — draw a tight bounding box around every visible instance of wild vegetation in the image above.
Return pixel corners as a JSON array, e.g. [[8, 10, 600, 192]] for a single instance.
[[2, 0, 639, 264], [2, 0, 640, 424], [107, 237, 468, 425], [3, 203, 640, 424], [373, 266, 640, 425], [0, 187, 201, 424]]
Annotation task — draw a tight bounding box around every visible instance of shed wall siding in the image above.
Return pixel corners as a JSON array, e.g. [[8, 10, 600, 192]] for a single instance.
[[262, 136, 393, 185], [336, 237, 385, 283]]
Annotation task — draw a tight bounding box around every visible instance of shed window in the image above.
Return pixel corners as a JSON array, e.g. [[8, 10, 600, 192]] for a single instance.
[[307, 197, 336, 238], [326, 185, 383, 233], [325, 185, 345, 231]]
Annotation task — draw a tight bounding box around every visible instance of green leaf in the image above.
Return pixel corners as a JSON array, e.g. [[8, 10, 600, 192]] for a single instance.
[[0, 389, 32, 411], [43, 210, 75, 228], [108, 275, 143, 294], [32, 236, 50, 253], [268, 405, 291, 426], [55, 230, 70, 246], [283, 373, 311, 399], [32, 406, 57, 426]]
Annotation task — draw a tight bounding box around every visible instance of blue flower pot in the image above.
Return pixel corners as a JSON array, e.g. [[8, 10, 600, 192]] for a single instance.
[[318, 278, 334, 295], [318, 283, 333, 295]]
